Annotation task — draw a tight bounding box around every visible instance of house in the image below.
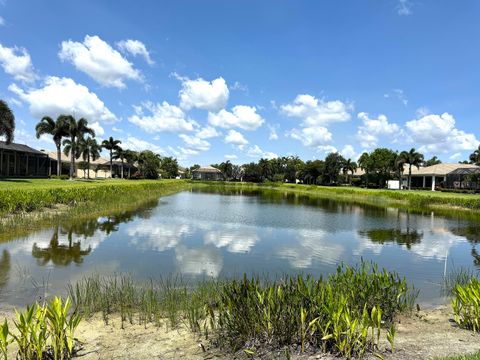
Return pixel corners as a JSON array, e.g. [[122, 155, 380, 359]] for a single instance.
[[44, 152, 134, 178], [0, 141, 50, 177], [445, 167, 480, 190], [192, 166, 223, 180], [402, 163, 480, 191]]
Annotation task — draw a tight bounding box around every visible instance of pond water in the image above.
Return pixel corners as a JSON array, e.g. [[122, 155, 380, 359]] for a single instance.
[[0, 188, 479, 308]]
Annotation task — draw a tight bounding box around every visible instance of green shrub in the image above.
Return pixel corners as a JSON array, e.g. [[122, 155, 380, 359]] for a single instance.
[[211, 262, 414, 358], [452, 278, 480, 331]]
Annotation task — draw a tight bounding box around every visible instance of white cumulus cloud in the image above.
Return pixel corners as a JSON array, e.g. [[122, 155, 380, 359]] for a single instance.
[[117, 39, 154, 65], [196, 126, 220, 139], [289, 126, 332, 148], [281, 94, 352, 127], [208, 105, 264, 131], [179, 134, 210, 152], [0, 43, 37, 82], [246, 145, 278, 159], [9, 76, 117, 123], [405, 113, 479, 153], [59, 35, 142, 88], [128, 101, 196, 133], [225, 129, 248, 147], [178, 75, 229, 111], [120, 136, 164, 154], [356, 112, 400, 149]]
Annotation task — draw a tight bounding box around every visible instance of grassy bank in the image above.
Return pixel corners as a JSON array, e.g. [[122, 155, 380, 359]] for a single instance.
[[0, 179, 190, 215], [197, 181, 480, 215], [0, 179, 190, 242]]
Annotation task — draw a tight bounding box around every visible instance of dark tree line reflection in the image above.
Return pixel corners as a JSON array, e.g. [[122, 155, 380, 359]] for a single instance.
[[30, 200, 158, 266]]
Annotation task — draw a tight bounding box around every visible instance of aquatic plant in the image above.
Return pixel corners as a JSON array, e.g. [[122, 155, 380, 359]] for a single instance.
[[209, 261, 415, 358], [67, 263, 416, 358], [1, 297, 81, 360], [452, 278, 480, 332]]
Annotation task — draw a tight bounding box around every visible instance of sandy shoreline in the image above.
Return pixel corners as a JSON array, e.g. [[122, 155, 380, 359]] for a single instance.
[[1, 306, 477, 359]]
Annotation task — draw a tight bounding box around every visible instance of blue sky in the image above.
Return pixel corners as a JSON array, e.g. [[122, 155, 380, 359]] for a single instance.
[[0, 0, 479, 166]]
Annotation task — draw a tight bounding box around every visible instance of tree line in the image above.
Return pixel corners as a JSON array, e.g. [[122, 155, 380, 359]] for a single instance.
[[0, 100, 179, 179], [203, 146, 480, 189], [1, 98, 480, 184]]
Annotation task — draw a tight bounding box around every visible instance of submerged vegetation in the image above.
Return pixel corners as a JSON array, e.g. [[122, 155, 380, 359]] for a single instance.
[[66, 262, 416, 359]]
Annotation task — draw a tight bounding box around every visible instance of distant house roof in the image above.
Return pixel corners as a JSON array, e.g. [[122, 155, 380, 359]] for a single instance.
[[44, 151, 110, 165], [0, 141, 47, 156], [448, 167, 480, 175], [192, 165, 222, 173], [408, 163, 480, 176]]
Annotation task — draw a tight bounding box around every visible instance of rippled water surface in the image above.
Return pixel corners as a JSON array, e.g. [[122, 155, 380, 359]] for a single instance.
[[1, 188, 479, 307]]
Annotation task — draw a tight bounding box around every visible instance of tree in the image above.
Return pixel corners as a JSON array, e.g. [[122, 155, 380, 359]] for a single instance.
[[424, 156, 441, 167], [298, 160, 324, 184], [342, 158, 357, 185], [62, 138, 82, 175], [217, 160, 233, 180], [101, 137, 122, 178], [394, 153, 406, 190], [358, 152, 372, 187], [113, 147, 126, 179], [35, 116, 68, 176], [78, 137, 101, 179], [60, 115, 95, 179], [397, 148, 424, 190], [322, 152, 346, 185], [0, 100, 15, 145], [137, 150, 161, 179], [368, 148, 397, 188], [258, 158, 273, 182], [469, 145, 480, 166], [124, 150, 138, 178], [160, 157, 179, 178]]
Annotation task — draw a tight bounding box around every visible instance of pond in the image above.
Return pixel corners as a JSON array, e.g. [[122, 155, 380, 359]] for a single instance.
[[0, 188, 479, 308]]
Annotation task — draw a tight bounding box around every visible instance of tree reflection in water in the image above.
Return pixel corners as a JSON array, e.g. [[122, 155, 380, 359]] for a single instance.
[[32, 225, 92, 266], [359, 228, 423, 249], [0, 250, 11, 291], [450, 225, 480, 269], [30, 200, 157, 267]]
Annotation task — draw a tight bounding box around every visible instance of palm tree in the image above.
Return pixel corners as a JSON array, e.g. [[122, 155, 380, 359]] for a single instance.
[[78, 137, 101, 179], [342, 158, 357, 185], [394, 154, 407, 190], [113, 147, 126, 179], [469, 145, 480, 166], [124, 150, 138, 178], [60, 115, 95, 179], [397, 148, 424, 190], [0, 100, 15, 144], [101, 137, 122, 178], [35, 116, 68, 176], [358, 152, 371, 188]]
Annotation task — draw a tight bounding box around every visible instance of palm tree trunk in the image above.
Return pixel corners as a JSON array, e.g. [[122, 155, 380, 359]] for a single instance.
[[56, 145, 62, 176], [121, 159, 124, 179], [70, 138, 75, 180], [110, 150, 113, 178], [408, 164, 412, 190], [87, 155, 91, 180]]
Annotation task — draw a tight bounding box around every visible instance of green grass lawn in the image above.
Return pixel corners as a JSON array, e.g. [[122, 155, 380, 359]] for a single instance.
[[0, 178, 189, 215], [0, 178, 159, 190]]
